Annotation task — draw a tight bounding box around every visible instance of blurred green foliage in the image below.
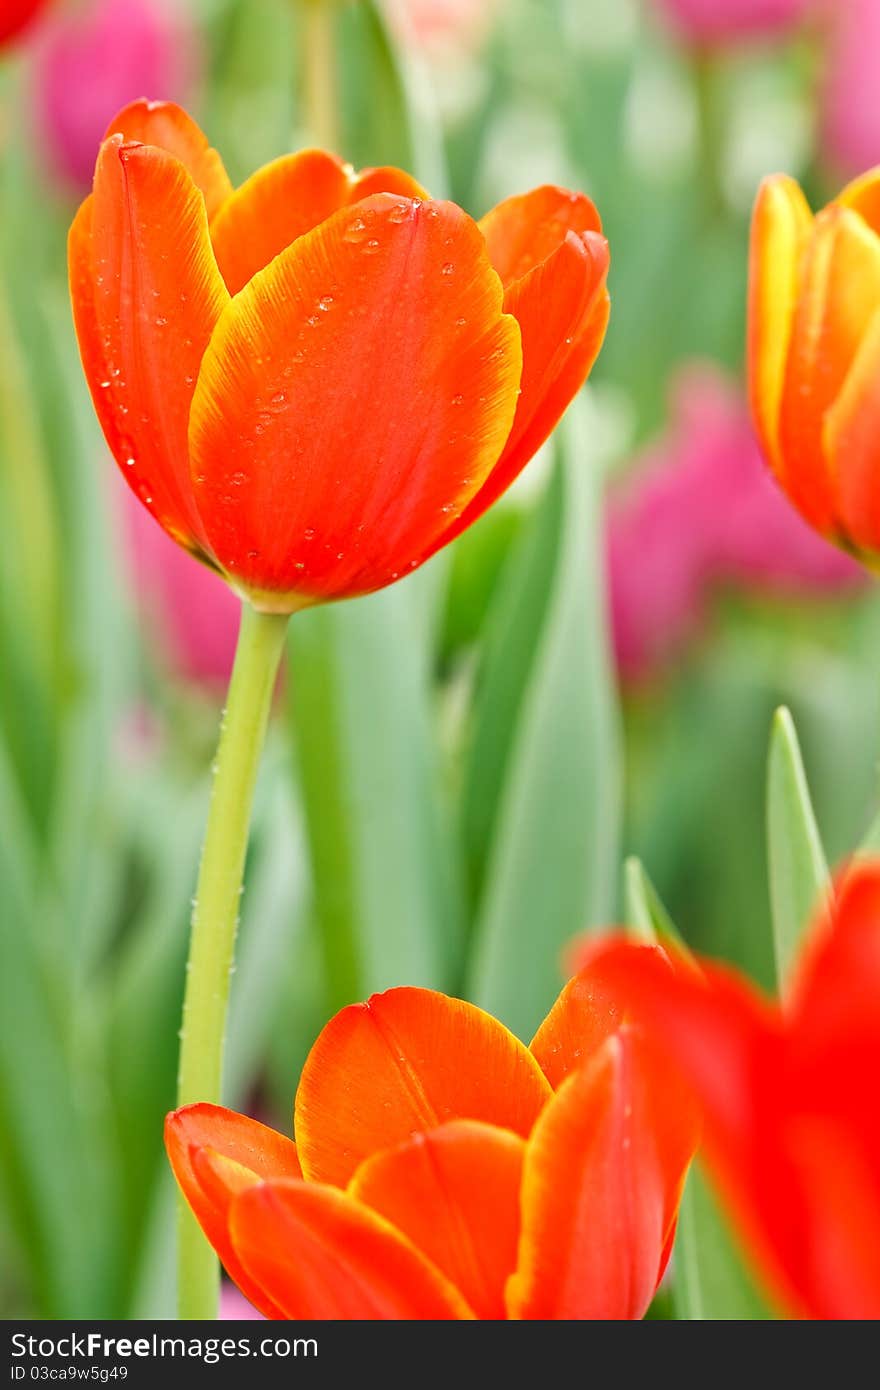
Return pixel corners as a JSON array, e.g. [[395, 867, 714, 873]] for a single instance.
[[0, 0, 877, 1319]]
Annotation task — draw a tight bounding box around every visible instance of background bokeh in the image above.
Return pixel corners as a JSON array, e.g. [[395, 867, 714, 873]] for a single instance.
[[1, 0, 879, 1319]]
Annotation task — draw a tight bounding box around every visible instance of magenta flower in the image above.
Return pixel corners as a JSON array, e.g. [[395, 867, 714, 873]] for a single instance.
[[818, 0, 880, 176], [651, 0, 809, 44], [219, 1283, 264, 1322], [30, 0, 192, 190], [606, 365, 863, 683], [118, 479, 239, 690]]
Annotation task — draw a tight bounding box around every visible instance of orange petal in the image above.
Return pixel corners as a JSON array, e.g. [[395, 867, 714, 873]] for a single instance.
[[747, 174, 813, 484], [229, 1178, 474, 1319], [349, 1120, 525, 1319], [209, 150, 428, 295], [77, 136, 229, 553], [164, 1104, 302, 1320], [530, 943, 668, 1089], [777, 204, 880, 535], [835, 165, 880, 238], [824, 306, 880, 554], [188, 195, 522, 608], [478, 186, 603, 290], [428, 189, 609, 548], [506, 1030, 695, 1320], [295, 986, 552, 1187], [103, 99, 232, 218]]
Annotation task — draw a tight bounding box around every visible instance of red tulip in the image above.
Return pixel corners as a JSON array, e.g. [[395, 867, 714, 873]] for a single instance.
[[69, 100, 610, 614], [0, 0, 51, 48], [166, 954, 695, 1320], [586, 862, 880, 1319]]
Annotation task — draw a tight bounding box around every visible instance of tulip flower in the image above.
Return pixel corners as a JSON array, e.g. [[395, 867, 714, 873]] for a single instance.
[[819, 0, 880, 178], [69, 98, 609, 614], [166, 956, 696, 1320], [608, 365, 863, 683], [0, 0, 51, 49], [69, 96, 610, 1320], [652, 0, 808, 45], [119, 478, 239, 688], [748, 169, 880, 566], [32, 0, 192, 191], [586, 861, 880, 1319]]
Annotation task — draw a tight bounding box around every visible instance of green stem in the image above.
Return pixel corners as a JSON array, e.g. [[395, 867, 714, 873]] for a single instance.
[[176, 602, 289, 1320], [693, 49, 725, 223], [301, 0, 340, 150]]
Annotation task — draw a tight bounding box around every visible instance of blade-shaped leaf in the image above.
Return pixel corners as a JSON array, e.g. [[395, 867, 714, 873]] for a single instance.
[[464, 396, 622, 1040], [766, 706, 829, 990], [674, 1166, 775, 1321], [289, 577, 464, 1013]]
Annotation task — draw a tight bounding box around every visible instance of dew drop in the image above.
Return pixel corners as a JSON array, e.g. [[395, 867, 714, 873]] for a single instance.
[[270, 391, 286, 405], [455, 317, 467, 328], [441, 262, 455, 276], [155, 316, 168, 327], [124, 456, 136, 467], [451, 393, 464, 406], [365, 238, 381, 253], [304, 527, 316, 541], [318, 295, 334, 311]]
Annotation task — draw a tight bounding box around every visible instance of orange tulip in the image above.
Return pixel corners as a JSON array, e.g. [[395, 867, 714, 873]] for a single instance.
[[69, 99, 610, 613], [166, 955, 695, 1320], [748, 167, 880, 562]]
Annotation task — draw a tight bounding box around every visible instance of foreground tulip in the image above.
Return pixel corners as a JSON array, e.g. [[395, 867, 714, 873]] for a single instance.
[[166, 958, 695, 1320], [747, 169, 880, 566], [588, 861, 880, 1319], [70, 99, 609, 613]]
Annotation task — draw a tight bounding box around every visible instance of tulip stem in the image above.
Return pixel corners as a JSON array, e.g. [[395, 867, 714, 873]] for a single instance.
[[301, 0, 340, 152], [176, 601, 289, 1320]]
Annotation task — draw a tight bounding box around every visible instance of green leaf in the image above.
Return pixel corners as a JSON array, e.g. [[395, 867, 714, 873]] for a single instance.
[[337, 0, 447, 193], [289, 578, 464, 1013], [464, 397, 622, 1040], [623, 855, 685, 950], [674, 1166, 775, 1320], [766, 706, 829, 990]]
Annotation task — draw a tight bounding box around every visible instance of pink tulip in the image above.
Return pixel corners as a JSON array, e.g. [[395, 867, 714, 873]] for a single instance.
[[818, 0, 880, 176], [385, 0, 499, 52], [651, 0, 809, 44], [606, 365, 863, 683], [117, 477, 240, 690], [219, 1283, 264, 1322], [30, 0, 192, 190]]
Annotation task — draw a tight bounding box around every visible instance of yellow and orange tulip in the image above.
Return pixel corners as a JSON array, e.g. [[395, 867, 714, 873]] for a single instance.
[[70, 100, 610, 613], [749, 167, 880, 562], [166, 954, 696, 1320]]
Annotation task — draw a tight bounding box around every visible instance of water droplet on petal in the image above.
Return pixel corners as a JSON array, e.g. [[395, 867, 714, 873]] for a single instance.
[[441, 262, 455, 276]]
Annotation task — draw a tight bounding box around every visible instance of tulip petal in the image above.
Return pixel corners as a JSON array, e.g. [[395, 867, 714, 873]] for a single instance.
[[583, 942, 800, 1315], [530, 943, 668, 1089], [188, 195, 522, 608], [747, 174, 813, 483], [823, 307, 880, 554], [835, 166, 880, 237], [229, 1179, 474, 1319], [209, 150, 428, 295], [427, 190, 609, 549], [349, 1120, 525, 1319], [103, 99, 233, 218], [74, 137, 230, 554], [507, 1029, 694, 1320], [165, 1104, 302, 1320], [778, 204, 880, 534], [478, 186, 603, 290], [295, 986, 552, 1187]]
